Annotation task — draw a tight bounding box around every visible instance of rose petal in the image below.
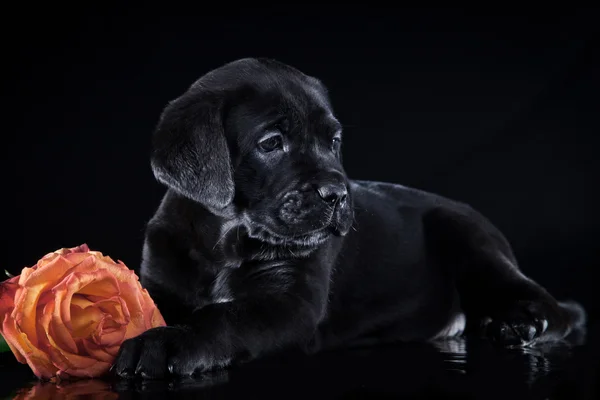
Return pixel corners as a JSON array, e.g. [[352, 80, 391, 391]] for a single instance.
[[21, 253, 90, 287], [14, 255, 94, 346], [55, 268, 120, 331], [34, 244, 88, 271], [34, 303, 52, 358], [118, 282, 148, 339], [82, 340, 116, 363], [0, 277, 19, 316], [95, 258, 135, 282], [36, 251, 61, 269], [93, 318, 126, 347], [104, 344, 120, 357], [45, 322, 107, 374], [1, 315, 27, 364], [58, 359, 112, 379], [74, 274, 121, 298], [70, 305, 103, 339], [82, 260, 151, 339], [64, 244, 90, 254], [43, 269, 124, 376], [151, 305, 167, 328], [40, 302, 86, 373], [44, 343, 110, 378], [2, 313, 57, 379], [70, 294, 95, 309], [51, 268, 120, 354], [93, 296, 130, 326], [36, 290, 56, 309]]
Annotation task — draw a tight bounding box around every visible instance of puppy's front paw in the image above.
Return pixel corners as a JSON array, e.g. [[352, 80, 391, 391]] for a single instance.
[[481, 300, 556, 347], [111, 326, 217, 379]]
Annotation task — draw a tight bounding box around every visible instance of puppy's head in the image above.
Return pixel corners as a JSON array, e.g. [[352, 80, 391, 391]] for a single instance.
[[151, 58, 353, 247]]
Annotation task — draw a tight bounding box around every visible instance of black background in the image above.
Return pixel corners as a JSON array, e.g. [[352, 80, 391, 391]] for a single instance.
[[2, 6, 599, 397], [1, 4, 600, 398], [6, 7, 597, 320]]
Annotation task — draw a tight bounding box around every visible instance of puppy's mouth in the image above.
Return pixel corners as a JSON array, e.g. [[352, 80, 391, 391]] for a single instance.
[[246, 223, 332, 248], [243, 191, 353, 247]]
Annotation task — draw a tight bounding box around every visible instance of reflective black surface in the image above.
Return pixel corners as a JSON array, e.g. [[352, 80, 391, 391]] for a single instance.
[[2, 322, 598, 400]]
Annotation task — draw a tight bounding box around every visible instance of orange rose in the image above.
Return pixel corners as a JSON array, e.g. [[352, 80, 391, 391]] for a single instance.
[[0, 244, 166, 380]]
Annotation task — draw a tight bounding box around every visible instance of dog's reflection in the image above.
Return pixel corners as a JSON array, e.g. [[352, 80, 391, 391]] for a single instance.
[[432, 334, 584, 392], [10, 334, 587, 400], [111, 369, 231, 397]]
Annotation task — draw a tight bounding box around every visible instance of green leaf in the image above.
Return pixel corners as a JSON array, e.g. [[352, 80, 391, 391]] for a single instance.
[[0, 333, 10, 353]]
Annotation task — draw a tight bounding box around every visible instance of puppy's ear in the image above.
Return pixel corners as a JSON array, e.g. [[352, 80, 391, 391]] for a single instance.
[[150, 90, 234, 212]]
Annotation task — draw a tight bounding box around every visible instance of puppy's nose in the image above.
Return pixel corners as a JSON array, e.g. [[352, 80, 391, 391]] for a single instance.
[[316, 183, 348, 204]]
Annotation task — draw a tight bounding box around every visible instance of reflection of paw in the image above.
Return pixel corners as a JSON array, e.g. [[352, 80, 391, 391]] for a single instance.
[[482, 301, 551, 347], [111, 326, 226, 379], [111, 371, 230, 394]]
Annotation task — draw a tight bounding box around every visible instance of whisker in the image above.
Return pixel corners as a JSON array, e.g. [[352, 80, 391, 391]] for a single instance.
[[351, 205, 360, 232], [213, 225, 236, 250]]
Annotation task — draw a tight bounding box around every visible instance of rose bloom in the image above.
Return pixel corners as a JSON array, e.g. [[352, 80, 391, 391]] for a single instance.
[[0, 244, 166, 380]]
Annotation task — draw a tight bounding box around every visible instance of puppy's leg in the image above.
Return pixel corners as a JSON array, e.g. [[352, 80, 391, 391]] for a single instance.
[[112, 261, 328, 379], [423, 205, 586, 347]]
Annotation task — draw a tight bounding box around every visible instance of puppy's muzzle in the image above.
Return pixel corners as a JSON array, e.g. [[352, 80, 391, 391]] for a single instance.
[[277, 170, 352, 236]]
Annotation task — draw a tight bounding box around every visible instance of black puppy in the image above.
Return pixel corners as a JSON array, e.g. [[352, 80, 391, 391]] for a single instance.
[[113, 58, 585, 379]]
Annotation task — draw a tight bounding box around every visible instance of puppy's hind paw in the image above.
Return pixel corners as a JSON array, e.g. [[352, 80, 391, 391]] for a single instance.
[[480, 300, 552, 348]]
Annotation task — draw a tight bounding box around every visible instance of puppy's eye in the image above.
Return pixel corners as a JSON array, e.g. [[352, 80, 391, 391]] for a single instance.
[[258, 133, 284, 153], [332, 136, 342, 151]]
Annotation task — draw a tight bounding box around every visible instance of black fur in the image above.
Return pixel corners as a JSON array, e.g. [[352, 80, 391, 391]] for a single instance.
[[112, 58, 586, 379]]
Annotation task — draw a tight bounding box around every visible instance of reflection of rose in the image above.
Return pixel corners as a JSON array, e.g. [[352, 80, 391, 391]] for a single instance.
[[0, 244, 166, 379], [12, 379, 118, 400]]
